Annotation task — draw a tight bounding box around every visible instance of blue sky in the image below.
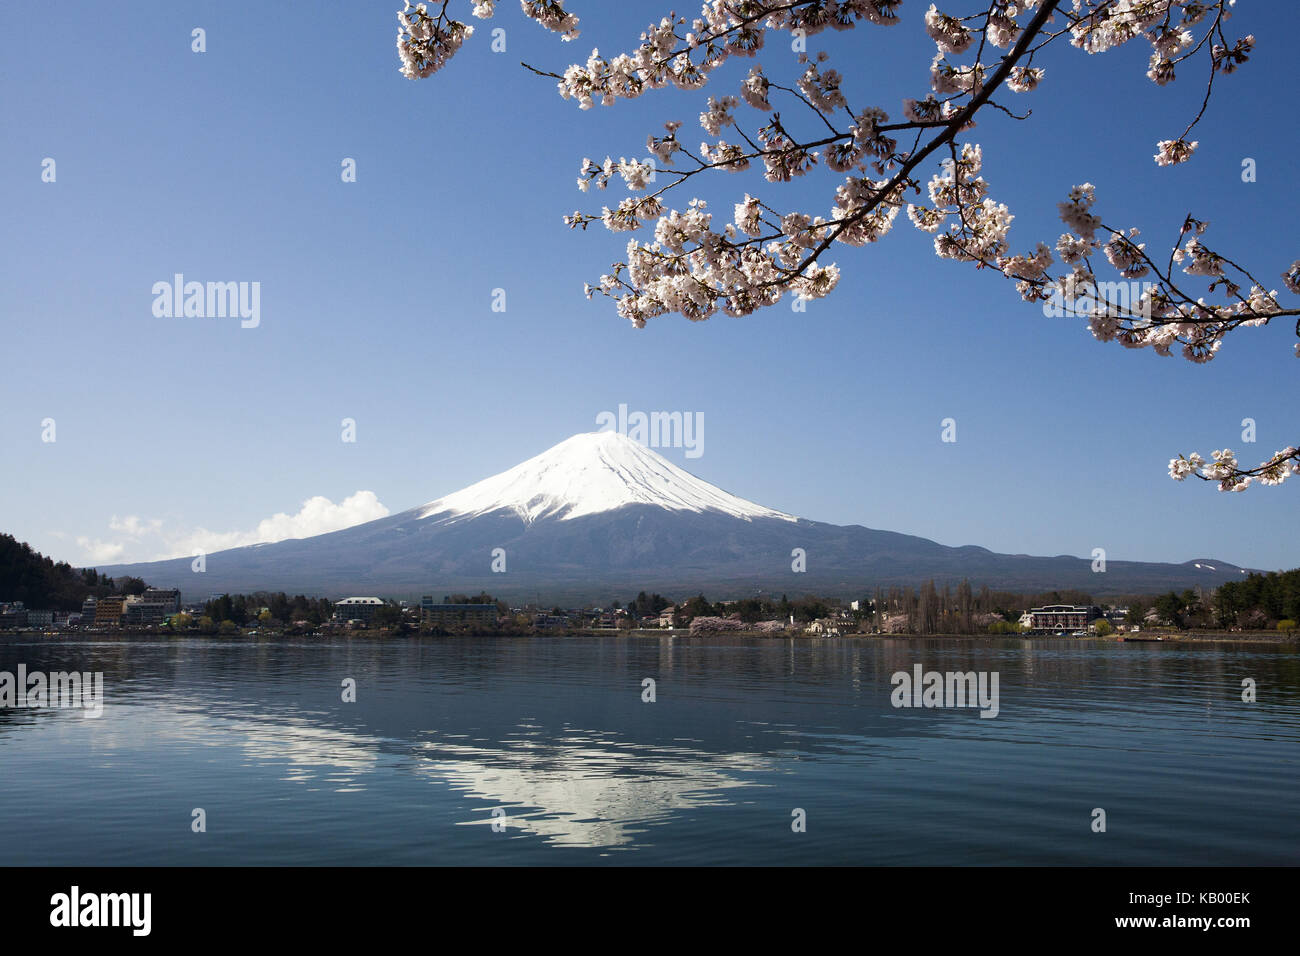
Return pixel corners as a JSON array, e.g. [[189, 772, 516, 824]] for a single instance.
[[1, 1, 1296, 573]]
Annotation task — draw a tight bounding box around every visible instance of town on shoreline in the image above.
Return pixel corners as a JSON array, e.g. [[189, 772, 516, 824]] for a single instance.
[[4, 534, 1297, 643], [3, 586, 1298, 645]]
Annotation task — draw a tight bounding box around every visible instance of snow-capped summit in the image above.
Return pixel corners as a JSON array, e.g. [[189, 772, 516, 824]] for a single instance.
[[415, 430, 797, 525]]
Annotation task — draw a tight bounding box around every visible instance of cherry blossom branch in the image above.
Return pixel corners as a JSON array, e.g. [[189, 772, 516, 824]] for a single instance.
[[396, 0, 1295, 493], [1170, 447, 1300, 492]]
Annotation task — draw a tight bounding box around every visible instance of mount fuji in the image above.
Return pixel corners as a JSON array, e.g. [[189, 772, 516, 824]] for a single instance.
[[413, 431, 795, 526], [98, 431, 1255, 601]]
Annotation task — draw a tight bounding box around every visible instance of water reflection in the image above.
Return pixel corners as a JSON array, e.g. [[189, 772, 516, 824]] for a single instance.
[[415, 734, 767, 848], [53, 684, 779, 849], [0, 635, 1296, 863]]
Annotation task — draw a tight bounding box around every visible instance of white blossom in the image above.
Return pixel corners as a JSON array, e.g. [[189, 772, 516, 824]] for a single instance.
[[699, 95, 738, 135], [740, 66, 772, 111], [1006, 66, 1044, 92], [924, 5, 973, 55], [1154, 138, 1198, 166], [521, 0, 579, 41]]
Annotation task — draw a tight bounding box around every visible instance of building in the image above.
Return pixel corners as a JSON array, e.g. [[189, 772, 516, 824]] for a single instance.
[[142, 588, 181, 612], [419, 596, 497, 628], [1027, 604, 1103, 632], [333, 597, 386, 624], [0, 602, 27, 628], [118, 588, 184, 625], [125, 602, 167, 625], [81, 597, 98, 624], [94, 595, 132, 625], [806, 618, 843, 636], [26, 609, 54, 627], [658, 605, 677, 628]]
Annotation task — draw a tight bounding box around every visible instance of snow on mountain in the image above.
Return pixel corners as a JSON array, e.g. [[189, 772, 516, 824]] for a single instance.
[[415, 430, 797, 525]]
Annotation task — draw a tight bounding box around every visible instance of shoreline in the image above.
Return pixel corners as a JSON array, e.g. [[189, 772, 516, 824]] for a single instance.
[[2, 627, 1295, 645]]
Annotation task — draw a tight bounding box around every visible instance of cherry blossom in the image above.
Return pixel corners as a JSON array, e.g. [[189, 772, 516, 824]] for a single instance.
[[1154, 138, 1198, 166], [397, 0, 1296, 492]]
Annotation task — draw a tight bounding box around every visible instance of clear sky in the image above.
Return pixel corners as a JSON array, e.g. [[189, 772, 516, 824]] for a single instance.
[[1, 1, 1296, 572]]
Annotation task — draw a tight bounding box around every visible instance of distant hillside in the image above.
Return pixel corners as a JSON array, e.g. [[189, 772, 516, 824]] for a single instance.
[[0, 534, 147, 611]]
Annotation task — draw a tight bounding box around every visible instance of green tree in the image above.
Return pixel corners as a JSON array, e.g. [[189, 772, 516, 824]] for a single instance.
[[628, 591, 671, 618], [678, 594, 714, 621], [373, 603, 404, 627], [1125, 601, 1149, 626], [1153, 592, 1187, 628]]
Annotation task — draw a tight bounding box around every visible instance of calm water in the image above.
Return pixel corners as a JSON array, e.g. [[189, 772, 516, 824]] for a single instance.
[[0, 634, 1296, 865]]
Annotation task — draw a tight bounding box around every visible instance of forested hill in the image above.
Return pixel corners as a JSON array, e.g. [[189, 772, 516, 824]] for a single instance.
[[0, 534, 147, 611]]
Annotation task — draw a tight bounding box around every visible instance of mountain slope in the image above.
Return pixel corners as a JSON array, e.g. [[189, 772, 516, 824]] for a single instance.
[[96, 431, 1258, 601]]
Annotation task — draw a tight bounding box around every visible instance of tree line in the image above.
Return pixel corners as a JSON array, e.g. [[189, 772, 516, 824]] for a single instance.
[[0, 534, 148, 610], [1214, 570, 1300, 627], [202, 593, 336, 630]]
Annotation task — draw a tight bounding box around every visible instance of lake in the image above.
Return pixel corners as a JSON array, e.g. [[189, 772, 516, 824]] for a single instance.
[[0, 634, 1296, 865]]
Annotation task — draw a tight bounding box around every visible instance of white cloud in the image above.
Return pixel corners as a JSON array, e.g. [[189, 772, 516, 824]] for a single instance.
[[109, 515, 164, 537], [167, 492, 391, 558], [78, 491, 390, 565], [76, 537, 127, 564]]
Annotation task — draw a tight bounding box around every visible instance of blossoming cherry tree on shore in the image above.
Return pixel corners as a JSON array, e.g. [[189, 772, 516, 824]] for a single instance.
[[396, 0, 1298, 491]]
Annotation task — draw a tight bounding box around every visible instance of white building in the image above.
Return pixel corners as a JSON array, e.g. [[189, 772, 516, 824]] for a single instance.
[[333, 596, 385, 624]]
